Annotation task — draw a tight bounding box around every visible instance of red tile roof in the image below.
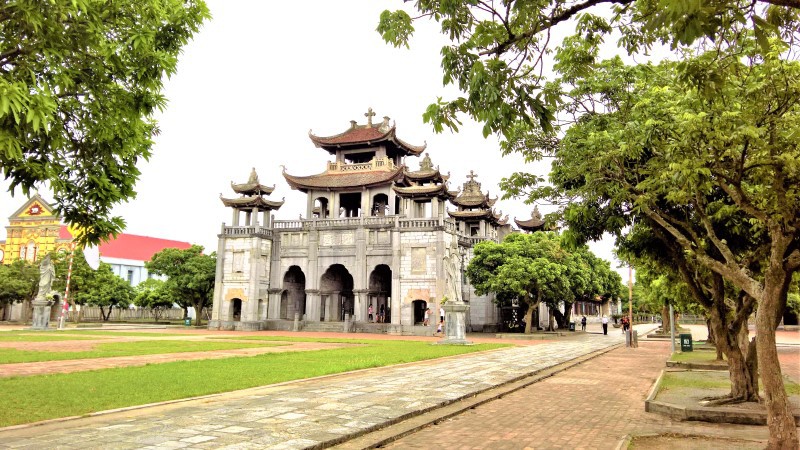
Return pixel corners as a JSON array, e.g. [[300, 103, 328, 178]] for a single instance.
[[283, 166, 405, 192], [59, 226, 192, 262]]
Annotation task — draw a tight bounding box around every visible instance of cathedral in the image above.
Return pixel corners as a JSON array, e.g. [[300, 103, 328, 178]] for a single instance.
[[207, 109, 547, 334]]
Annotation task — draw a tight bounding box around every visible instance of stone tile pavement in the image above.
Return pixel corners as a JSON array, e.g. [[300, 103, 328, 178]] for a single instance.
[[0, 331, 628, 449]]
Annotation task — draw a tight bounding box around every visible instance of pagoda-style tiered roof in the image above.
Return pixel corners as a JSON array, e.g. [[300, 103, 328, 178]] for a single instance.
[[515, 206, 546, 232], [308, 108, 426, 158], [283, 161, 405, 193], [393, 153, 455, 200], [448, 208, 509, 226], [450, 170, 498, 209], [221, 169, 284, 211]]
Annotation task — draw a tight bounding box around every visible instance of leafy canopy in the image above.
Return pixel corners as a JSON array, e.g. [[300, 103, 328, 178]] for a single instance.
[[0, 0, 210, 246]]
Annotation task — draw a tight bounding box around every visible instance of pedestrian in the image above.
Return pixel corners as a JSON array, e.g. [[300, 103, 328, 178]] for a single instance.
[[379, 304, 385, 323], [439, 306, 445, 324], [436, 319, 443, 334], [601, 315, 609, 335], [580, 315, 587, 331], [622, 315, 630, 332], [424, 307, 430, 326], [368, 304, 373, 322]]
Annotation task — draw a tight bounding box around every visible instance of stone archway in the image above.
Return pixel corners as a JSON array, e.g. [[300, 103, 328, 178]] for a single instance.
[[282, 266, 306, 320], [320, 264, 354, 321], [368, 264, 392, 323]]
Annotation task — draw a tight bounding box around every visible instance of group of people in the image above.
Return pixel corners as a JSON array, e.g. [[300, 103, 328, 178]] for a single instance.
[[423, 306, 445, 333], [367, 304, 387, 323]]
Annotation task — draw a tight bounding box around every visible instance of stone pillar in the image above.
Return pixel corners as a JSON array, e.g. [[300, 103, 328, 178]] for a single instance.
[[305, 289, 321, 322], [439, 301, 471, 345], [232, 209, 239, 226], [354, 289, 368, 322], [267, 288, 282, 319], [210, 223, 227, 326], [431, 197, 440, 218]]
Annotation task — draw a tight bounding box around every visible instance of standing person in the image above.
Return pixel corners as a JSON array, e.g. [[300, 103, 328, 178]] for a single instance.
[[580, 315, 587, 331], [622, 315, 630, 333], [368, 304, 374, 323], [439, 306, 445, 325], [379, 304, 385, 323], [424, 307, 430, 326], [601, 315, 609, 335]]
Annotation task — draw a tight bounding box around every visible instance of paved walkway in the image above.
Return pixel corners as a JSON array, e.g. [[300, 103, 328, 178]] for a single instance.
[[0, 332, 627, 449]]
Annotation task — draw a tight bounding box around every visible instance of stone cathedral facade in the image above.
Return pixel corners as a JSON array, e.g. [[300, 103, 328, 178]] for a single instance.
[[208, 110, 519, 334]]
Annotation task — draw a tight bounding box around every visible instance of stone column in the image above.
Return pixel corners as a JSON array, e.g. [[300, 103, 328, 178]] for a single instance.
[[353, 289, 368, 322], [232, 209, 239, 226], [305, 289, 321, 322], [267, 288, 283, 319], [210, 223, 227, 327]]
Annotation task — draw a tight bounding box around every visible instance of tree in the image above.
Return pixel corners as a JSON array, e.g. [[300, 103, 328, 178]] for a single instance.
[[0, 259, 38, 320], [134, 278, 173, 322], [516, 39, 800, 446], [51, 249, 97, 322], [466, 232, 619, 332], [0, 1, 210, 246], [73, 263, 135, 321], [379, 1, 799, 153], [146, 245, 215, 326]]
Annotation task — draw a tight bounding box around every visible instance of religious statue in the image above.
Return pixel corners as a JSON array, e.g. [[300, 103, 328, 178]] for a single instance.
[[35, 254, 55, 302]]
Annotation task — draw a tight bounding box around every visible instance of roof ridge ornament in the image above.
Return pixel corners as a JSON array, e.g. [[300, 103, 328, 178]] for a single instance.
[[365, 107, 376, 126]]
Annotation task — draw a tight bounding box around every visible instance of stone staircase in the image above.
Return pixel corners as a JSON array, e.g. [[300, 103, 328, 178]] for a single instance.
[[300, 321, 350, 333]]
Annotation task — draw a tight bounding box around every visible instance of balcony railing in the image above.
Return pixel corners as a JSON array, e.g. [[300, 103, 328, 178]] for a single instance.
[[326, 156, 396, 173]]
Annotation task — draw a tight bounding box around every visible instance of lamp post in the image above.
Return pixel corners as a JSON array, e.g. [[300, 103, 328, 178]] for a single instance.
[[628, 264, 634, 347]]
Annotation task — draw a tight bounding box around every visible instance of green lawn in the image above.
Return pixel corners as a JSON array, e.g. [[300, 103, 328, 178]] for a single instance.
[[0, 340, 506, 426], [0, 340, 285, 364], [670, 350, 725, 363], [659, 371, 800, 395]]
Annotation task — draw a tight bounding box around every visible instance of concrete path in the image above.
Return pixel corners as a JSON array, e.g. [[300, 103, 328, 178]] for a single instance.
[[0, 332, 627, 449]]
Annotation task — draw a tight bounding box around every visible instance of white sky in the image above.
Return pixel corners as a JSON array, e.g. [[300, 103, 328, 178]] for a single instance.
[[0, 0, 631, 280]]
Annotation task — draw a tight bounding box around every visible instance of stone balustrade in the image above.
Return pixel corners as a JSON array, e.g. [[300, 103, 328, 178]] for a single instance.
[[326, 156, 395, 173]]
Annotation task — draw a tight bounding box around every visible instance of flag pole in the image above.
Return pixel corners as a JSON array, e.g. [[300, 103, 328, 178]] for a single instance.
[[58, 242, 76, 330]]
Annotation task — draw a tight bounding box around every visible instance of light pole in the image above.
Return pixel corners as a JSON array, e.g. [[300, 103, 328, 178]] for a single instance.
[[628, 263, 634, 347]]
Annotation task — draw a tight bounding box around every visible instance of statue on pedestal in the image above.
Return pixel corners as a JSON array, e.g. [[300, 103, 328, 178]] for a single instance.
[[31, 254, 56, 330]]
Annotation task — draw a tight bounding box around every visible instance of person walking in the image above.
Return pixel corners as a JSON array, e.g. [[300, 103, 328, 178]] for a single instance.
[[368, 304, 374, 322], [424, 307, 431, 326], [580, 315, 587, 331], [601, 315, 609, 335]]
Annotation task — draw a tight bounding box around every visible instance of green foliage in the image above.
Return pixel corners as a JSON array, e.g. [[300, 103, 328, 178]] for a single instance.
[[146, 245, 215, 325], [378, 1, 799, 152], [466, 231, 621, 325], [0, 0, 210, 246], [0, 259, 38, 305], [134, 278, 173, 321], [73, 263, 135, 320]]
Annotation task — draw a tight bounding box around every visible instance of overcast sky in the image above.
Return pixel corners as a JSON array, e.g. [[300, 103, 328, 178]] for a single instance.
[[0, 0, 633, 280]]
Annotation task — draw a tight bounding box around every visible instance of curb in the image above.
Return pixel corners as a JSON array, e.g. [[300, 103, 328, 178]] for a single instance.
[[327, 342, 625, 450], [644, 368, 800, 426]]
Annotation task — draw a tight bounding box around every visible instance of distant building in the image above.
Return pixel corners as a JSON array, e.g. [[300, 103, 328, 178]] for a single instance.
[[0, 195, 192, 320]]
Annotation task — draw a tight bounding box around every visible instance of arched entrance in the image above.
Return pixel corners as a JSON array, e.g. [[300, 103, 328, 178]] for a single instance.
[[231, 298, 242, 322], [371, 193, 389, 216], [412, 300, 427, 325], [320, 264, 354, 321], [282, 266, 306, 320], [368, 265, 392, 323]]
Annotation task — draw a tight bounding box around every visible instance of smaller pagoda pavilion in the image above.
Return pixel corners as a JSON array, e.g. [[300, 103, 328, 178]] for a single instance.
[[220, 168, 284, 227], [392, 153, 455, 218], [514, 206, 546, 233], [448, 170, 509, 238]]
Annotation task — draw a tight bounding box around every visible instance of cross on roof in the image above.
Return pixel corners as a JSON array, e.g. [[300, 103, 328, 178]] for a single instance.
[[365, 107, 375, 126], [467, 170, 478, 182]]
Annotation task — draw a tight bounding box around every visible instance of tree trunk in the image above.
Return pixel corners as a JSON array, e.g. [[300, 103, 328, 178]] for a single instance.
[[193, 303, 202, 326], [661, 303, 671, 333], [758, 267, 798, 449], [706, 317, 724, 360], [523, 302, 536, 334]]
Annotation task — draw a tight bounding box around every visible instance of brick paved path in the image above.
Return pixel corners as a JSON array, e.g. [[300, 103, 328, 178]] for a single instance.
[[385, 340, 782, 450], [0, 334, 625, 449]]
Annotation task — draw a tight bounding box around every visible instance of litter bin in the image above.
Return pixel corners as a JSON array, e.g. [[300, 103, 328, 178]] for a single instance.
[[569, 322, 576, 331], [184, 318, 192, 326], [679, 333, 693, 352]]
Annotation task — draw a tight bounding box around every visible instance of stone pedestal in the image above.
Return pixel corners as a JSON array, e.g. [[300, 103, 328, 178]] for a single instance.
[[438, 301, 471, 345], [30, 299, 53, 330]]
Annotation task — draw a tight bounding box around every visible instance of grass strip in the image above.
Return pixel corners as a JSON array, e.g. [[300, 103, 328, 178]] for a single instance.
[[670, 351, 726, 363], [59, 330, 179, 337], [0, 340, 284, 364], [0, 340, 505, 426], [659, 371, 800, 395]]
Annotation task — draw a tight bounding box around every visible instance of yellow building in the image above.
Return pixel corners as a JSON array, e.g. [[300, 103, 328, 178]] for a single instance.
[[0, 194, 72, 265]]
